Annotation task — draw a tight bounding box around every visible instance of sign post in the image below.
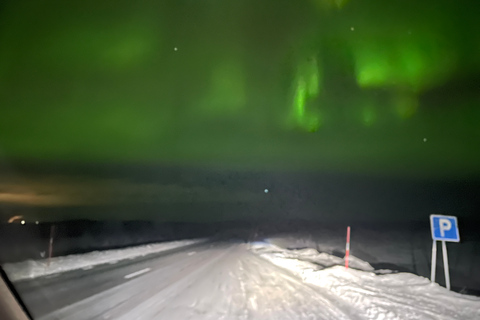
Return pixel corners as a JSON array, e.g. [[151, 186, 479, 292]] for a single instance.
[[429, 215, 459, 290], [441, 241, 450, 290], [430, 240, 437, 282]]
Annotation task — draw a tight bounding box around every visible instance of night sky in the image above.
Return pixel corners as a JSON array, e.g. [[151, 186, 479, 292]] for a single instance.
[[0, 0, 479, 222]]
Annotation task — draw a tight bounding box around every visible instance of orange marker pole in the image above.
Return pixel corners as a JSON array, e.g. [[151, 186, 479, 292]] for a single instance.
[[345, 226, 351, 269]]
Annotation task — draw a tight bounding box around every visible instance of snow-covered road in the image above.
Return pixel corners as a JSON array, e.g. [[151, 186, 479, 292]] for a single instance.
[[39, 243, 357, 320], [13, 241, 480, 320]]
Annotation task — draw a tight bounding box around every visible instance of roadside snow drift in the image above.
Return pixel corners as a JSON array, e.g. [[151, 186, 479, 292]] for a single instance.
[[251, 242, 480, 320], [3, 239, 204, 282]]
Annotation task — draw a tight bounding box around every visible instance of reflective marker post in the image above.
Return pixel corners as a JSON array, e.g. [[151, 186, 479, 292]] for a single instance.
[[430, 215, 459, 290], [48, 225, 55, 267], [345, 226, 351, 269]]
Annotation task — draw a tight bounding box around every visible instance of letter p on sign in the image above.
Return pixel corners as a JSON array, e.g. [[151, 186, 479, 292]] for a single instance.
[[430, 215, 460, 242], [439, 219, 451, 237]]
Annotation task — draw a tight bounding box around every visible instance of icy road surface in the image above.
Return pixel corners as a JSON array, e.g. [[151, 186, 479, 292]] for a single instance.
[[13, 242, 480, 320]]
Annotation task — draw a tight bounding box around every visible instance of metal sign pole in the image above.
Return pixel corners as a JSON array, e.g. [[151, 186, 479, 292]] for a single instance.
[[430, 240, 437, 283], [441, 241, 450, 290]]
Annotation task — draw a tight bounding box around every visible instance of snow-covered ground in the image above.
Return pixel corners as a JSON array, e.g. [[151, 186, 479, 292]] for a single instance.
[[7, 237, 480, 319], [252, 242, 375, 272], [265, 226, 480, 294], [3, 239, 204, 282], [251, 241, 480, 320]]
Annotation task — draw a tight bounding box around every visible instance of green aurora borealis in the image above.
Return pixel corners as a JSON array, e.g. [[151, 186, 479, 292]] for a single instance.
[[0, 0, 479, 178]]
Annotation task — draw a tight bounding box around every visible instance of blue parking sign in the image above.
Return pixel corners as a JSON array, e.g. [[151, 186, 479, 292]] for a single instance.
[[430, 215, 460, 242]]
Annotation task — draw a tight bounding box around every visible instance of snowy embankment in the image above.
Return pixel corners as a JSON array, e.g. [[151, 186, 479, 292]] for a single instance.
[[251, 242, 480, 320], [4, 239, 204, 282]]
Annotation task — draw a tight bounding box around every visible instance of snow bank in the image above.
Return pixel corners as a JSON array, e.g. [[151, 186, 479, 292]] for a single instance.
[[3, 239, 205, 282], [251, 242, 480, 320], [251, 241, 374, 271]]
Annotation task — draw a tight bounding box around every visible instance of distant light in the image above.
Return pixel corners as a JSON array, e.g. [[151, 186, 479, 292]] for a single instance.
[[423, 138, 427, 142], [351, 27, 355, 31], [264, 189, 269, 193], [35, 221, 39, 225], [21, 220, 25, 225], [174, 47, 178, 51]]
